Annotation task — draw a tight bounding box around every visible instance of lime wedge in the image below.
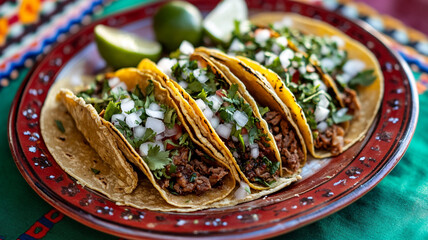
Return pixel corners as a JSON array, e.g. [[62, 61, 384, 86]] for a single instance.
[[203, 0, 248, 44], [94, 25, 162, 69]]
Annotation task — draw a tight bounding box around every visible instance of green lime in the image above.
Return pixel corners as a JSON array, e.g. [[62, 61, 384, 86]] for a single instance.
[[203, 0, 248, 44], [153, 1, 202, 51], [94, 24, 162, 69]]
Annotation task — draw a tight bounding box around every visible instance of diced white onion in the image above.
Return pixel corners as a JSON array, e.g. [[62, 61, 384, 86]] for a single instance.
[[343, 59, 365, 77], [179, 40, 194, 55], [336, 108, 348, 118], [216, 123, 232, 139], [146, 109, 164, 120], [250, 143, 258, 149], [279, 49, 294, 68], [298, 65, 307, 74], [155, 133, 164, 141], [234, 181, 250, 200], [255, 51, 265, 63], [139, 142, 151, 156], [318, 94, 330, 108], [197, 73, 209, 83], [233, 111, 248, 127], [314, 79, 327, 91], [111, 113, 126, 125], [251, 146, 260, 159], [157, 58, 177, 77], [276, 36, 288, 47], [232, 136, 238, 142], [337, 73, 353, 84], [133, 126, 146, 138], [149, 102, 161, 111], [164, 124, 179, 137], [314, 106, 330, 122], [271, 43, 281, 55], [229, 39, 245, 52], [317, 121, 328, 133], [209, 116, 220, 129], [111, 82, 128, 94], [239, 21, 251, 34], [195, 99, 207, 111], [145, 117, 165, 134], [121, 98, 135, 113], [178, 81, 188, 88], [178, 59, 187, 67], [233, 151, 239, 158], [254, 29, 271, 45], [207, 95, 223, 112], [108, 77, 120, 88], [331, 35, 345, 48], [320, 58, 335, 71], [125, 112, 142, 128], [203, 107, 214, 119], [321, 45, 330, 55], [242, 134, 249, 146]]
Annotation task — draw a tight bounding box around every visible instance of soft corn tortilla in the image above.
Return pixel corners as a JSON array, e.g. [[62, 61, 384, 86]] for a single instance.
[[247, 13, 384, 158], [138, 56, 302, 191], [195, 47, 307, 176], [54, 68, 237, 208], [41, 77, 299, 212]]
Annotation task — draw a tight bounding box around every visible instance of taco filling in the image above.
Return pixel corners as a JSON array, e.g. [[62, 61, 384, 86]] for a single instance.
[[76, 74, 229, 195], [262, 110, 304, 173], [158, 57, 280, 186], [226, 23, 366, 154]]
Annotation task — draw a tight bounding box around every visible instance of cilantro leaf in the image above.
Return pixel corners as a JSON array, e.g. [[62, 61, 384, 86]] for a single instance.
[[104, 101, 121, 121], [91, 168, 100, 175], [145, 145, 172, 171], [332, 109, 353, 124], [258, 106, 270, 117], [55, 120, 65, 133], [348, 69, 376, 88]]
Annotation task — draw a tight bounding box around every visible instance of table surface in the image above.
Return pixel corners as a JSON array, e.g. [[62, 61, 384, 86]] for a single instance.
[[1, 0, 427, 239]]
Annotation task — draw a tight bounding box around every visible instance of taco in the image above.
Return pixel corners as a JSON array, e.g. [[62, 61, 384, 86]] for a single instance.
[[195, 47, 307, 176], [56, 68, 236, 207], [225, 14, 383, 158], [140, 50, 304, 191]]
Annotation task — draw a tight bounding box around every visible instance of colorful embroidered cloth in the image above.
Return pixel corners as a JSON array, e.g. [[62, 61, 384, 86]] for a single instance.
[[0, 0, 427, 239]]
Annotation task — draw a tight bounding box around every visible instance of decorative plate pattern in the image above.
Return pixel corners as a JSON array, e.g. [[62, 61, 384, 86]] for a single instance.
[[8, 0, 418, 239]]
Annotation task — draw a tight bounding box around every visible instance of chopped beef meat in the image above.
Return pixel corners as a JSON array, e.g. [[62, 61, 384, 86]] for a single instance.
[[231, 139, 278, 185], [343, 87, 360, 115], [314, 125, 345, 155], [265, 111, 304, 174], [157, 147, 229, 195]]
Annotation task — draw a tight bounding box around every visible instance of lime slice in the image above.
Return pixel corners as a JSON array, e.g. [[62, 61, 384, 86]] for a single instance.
[[203, 0, 248, 44], [94, 25, 162, 69]]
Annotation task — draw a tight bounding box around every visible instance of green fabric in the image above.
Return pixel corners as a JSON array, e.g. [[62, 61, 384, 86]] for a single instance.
[[0, 0, 427, 239]]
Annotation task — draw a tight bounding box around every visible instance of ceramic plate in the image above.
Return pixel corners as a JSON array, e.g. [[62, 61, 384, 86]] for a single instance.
[[8, 0, 418, 239]]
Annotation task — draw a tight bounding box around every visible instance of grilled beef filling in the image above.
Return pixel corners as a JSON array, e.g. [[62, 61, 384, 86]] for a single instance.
[[158, 148, 228, 195], [264, 111, 304, 174], [314, 125, 345, 155]]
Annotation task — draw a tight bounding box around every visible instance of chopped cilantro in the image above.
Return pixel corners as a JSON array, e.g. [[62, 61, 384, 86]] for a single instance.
[[91, 168, 100, 175], [104, 101, 121, 121], [348, 69, 377, 88], [258, 106, 270, 117], [145, 145, 172, 171], [55, 120, 65, 133], [189, 172, 197, 182]]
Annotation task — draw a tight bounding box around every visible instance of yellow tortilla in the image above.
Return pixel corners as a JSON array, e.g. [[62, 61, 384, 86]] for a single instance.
[[195, 47, 307, 176], [41, 76, 300, 212], [248, 12, 384, 158]]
